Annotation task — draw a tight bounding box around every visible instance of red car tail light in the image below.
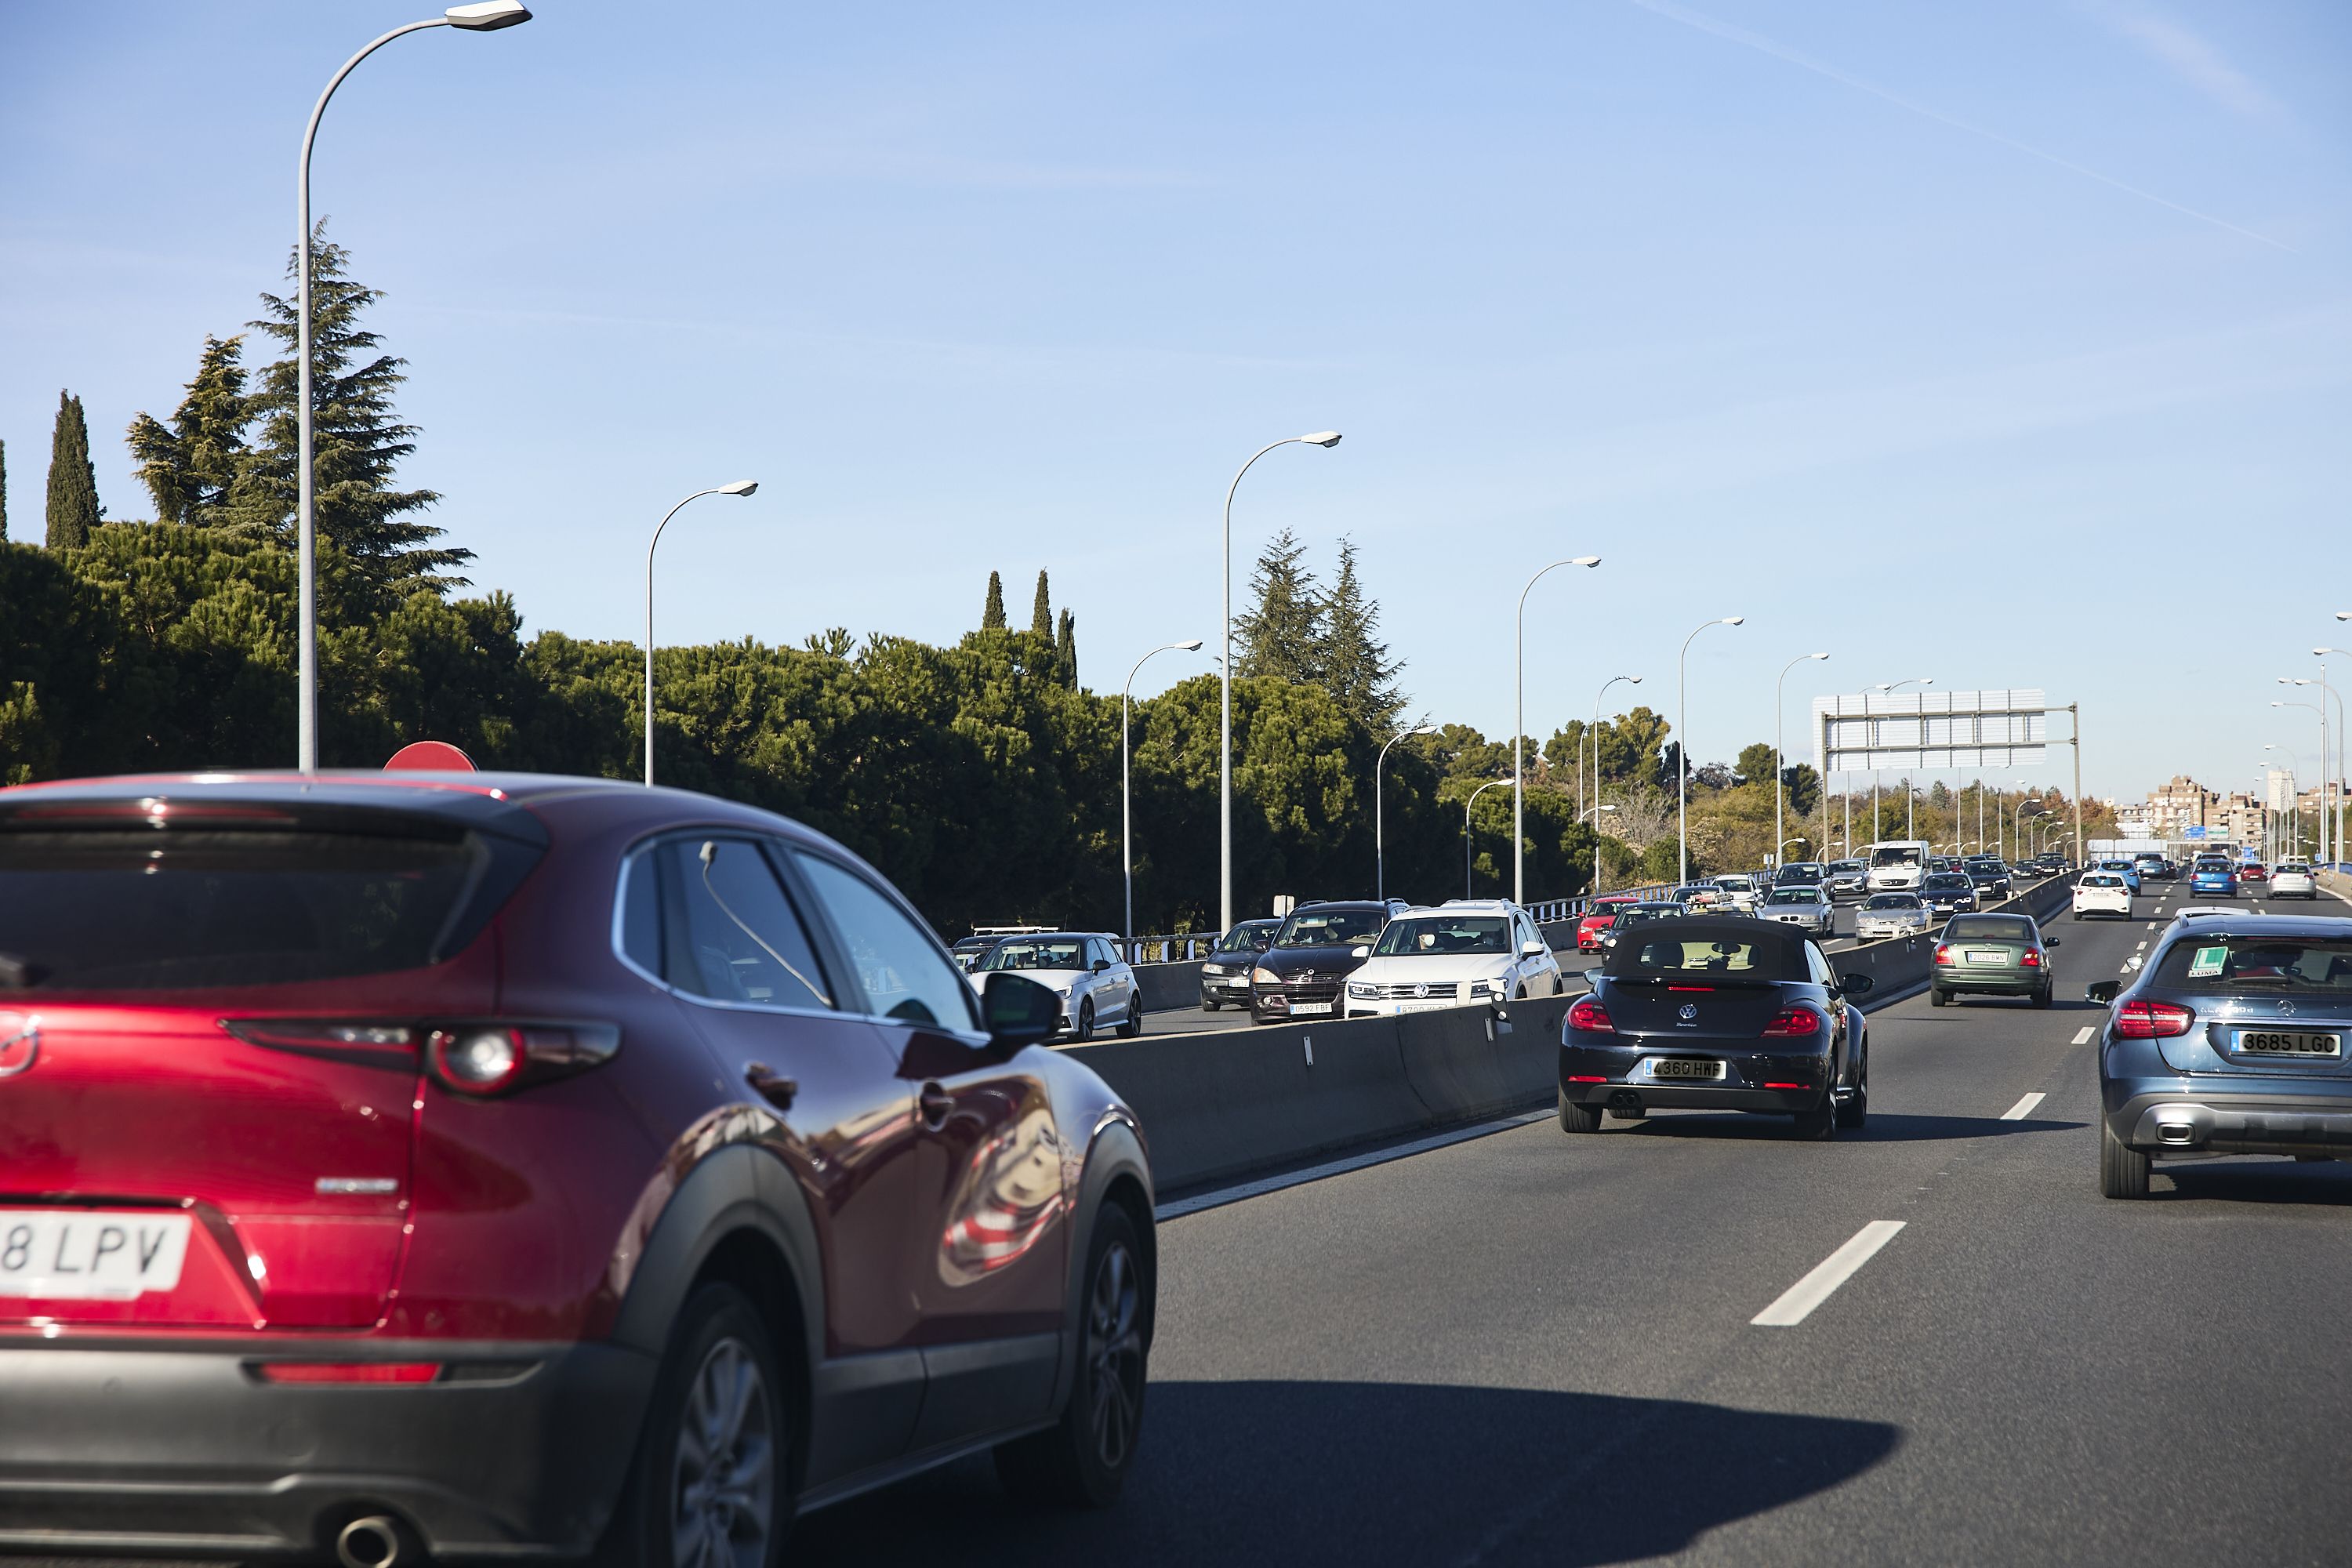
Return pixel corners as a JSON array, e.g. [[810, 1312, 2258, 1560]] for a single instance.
[[1567, 997, 1616, 1033], [224, 1018, 618, 1095], [1933, 943, 1954, 966], [2115, 1000, 2195, 1039], [253, 1362, 440, 1385], [2020, 949, 2042, 967], [1762, 1005, 1825, 1037]]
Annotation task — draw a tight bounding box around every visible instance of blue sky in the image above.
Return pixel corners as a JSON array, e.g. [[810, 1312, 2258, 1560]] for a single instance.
[[4, 0, 2347, 800]]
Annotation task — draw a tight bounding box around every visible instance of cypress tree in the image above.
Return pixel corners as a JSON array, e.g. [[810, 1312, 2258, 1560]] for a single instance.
[[233, 223, 468, 601], [45, 390, 101, 550], [127, 335, 251, 528], [982, 570, 1007, 630], [1054, 608, 1076, 688], [1233, 526, 1323, 684], [1320, 536, 1404, 728], [1029, 570, 1052, 638]]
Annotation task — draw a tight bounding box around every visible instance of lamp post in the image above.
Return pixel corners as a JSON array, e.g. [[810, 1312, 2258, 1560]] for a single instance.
[[1867, 678, 1931, 849], [1582, 803, 1619, 891], [1676, 616, 1744, 883], [1122, 639, 1204, 949], [2014, 799, 2039, 861], [1584, 673, 1640, 837], [1219, 432, 1341, 931], [2274, 698, 2325, 860], [1512, 557, 1602, 903], [644, 481, 759, 786], [1774, 652, 1829, 869], [1465, 775, 1512, 899], [293, 1, 532, 772], [1376, 723, 1441, 902], [2298, 660, 2348, 866]]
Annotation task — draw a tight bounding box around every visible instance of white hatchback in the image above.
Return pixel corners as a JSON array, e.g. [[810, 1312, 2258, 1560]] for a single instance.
[[1343, 902, 1563, 1017], [964, 931, 1142, 1040], [2270, 858, 2318, 899], [2072, 873, 2132, 920]]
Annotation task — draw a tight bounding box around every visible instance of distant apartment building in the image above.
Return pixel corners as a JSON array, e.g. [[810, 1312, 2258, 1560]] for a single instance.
[[2143, 775, 2220, 838]]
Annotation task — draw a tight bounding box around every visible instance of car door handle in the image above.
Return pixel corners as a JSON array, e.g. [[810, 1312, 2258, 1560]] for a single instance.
[[743, 1062, 797, 1110], [919, 1082, 955, 1131]]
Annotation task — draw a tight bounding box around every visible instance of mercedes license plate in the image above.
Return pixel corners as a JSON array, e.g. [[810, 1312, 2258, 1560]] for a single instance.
[[1288, 1002, 1334, 1016], [0, 1211, 192, 1299], [1651, 1058, 1726, 1081], [2234, 1029, 2341, 1058]]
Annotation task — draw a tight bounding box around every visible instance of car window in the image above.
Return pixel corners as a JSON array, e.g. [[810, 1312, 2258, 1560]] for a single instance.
[[975, 935, 1084, 971], [657, 837, 834, 1010], [1090, 938, 1117, 967], [1863, 894, 1920, 910], [1945, 916, 2034, 942], [1805, 942, 1835, 987], [1275, 908, 1384, 946], [793, 852, 980, 1031], [1374, 916, 1510, 956], [2152, 935, 2352, 991]]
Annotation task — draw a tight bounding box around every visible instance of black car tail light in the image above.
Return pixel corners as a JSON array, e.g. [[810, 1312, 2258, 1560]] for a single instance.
[[1762, 1005, 1825, 1037], [1567, 997, 1615, 1033], [2115, 1000, 2194, 1039]]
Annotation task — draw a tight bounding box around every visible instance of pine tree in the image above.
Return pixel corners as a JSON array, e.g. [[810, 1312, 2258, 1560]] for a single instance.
[[127, 335, 251, 527], [982, 570, 1007, 630], [45, 390, 101, 550], [1233, 527, 1323, 684], [232, 223, 467, 599], [1029, 570, 1052, 638], [1054, 608, 1076, 688], [1319, 536, 1404, 728]]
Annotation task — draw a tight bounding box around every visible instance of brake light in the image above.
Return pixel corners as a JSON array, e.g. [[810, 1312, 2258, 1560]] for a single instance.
[[1567, 997, 1615, 1033], [223, 1018, 618, 1095], [1762, 1005, 1825, 1037], [2021, 949, 2042, 967], [2115, 1000, 2195, 1039], [254, 1362, 440, 1385], [1933, 943, 1954, 966]]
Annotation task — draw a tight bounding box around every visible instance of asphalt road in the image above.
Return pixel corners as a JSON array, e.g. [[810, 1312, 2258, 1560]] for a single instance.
[[800, 876, 2352, 1566]]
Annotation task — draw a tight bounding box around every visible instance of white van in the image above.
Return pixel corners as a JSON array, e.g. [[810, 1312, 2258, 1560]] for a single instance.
[[1864, 840, 1932, 893]]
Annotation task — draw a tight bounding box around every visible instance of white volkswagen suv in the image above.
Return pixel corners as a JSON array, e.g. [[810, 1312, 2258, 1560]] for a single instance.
[[1344, 900, 1563, 1016]]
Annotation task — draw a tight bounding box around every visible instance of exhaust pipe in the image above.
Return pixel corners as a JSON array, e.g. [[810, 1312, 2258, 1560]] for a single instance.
[[2157, 1123, 2195, 1146], [336, 1515, 411, 1568]]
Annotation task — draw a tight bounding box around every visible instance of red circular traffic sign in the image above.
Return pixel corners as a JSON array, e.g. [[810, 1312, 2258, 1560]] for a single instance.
[[384, 740, 477, 772]]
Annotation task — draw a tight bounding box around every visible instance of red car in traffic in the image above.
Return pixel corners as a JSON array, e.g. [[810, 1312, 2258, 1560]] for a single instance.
[[0, 772, 1156, 1564], [1576, 896, 1639, 952]]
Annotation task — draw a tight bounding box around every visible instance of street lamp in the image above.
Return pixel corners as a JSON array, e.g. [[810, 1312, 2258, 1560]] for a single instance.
[[1774, 652, 1829, 869], [1581, 804, 1620, 893], [294, 1, 533, 772], [1220, 432, 1341, 931], [1513, 556, 1602, 903], [1465, 775, 1513, 899], [644, 481, 758, 786], [2301, 656, 2348, 866], [1676, 617, 1744, 883], [1121, 639, 1204, 949], [1584, 674, 1641, 827], [1376, 723, 1441, 902], [1869, 678, 1932, 844]]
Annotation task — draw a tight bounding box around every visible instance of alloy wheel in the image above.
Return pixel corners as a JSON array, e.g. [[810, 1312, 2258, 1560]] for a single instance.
[[670, 1336, 776, 1568], [1084, 1239, 1145, 1471]]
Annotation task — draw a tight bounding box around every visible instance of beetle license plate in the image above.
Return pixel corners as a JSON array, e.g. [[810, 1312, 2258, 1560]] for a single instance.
[[1651, 1058, 1726, 1081], [0, 1211, 192, 1299], [2234, 1030, 2341, 1058]]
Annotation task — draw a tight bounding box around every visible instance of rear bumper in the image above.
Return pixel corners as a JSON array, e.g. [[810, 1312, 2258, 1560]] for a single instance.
[[0, 1338, 655, 1559], [2105, 1083, 2352, 1158], [1559, 1080, 1818, 1114], [1934, 970, 2044, 994]]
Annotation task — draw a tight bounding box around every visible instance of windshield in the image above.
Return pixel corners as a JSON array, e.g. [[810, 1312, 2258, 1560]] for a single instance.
[[1946, 916, 2034, 942], [1830, 861, 1863, 873], [1863, 894, 1922, 911], [1614, 906, 1681, 925], [1766, 890, 1822, 906], [976, 937, 1087, 971], [1924, 874, 1971, 891], [1610, 932, 1801, 982], [1214, 922, 1278, 953], [2154, 935, 2352, 992], [1870, 847, 1922, 868], [2082, 874, 2123, 887], [1373, 916, 1509, 956], [1274, 909, 1385, 948]]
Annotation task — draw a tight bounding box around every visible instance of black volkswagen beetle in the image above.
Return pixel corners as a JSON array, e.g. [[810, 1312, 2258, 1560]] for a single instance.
[[1559, 916, 1875, 1140]]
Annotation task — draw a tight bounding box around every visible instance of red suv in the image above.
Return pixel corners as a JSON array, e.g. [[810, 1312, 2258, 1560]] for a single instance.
[[0, 773, 1156, 1563]]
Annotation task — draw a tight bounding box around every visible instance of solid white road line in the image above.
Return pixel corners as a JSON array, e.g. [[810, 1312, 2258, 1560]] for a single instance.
[[2071, 1025, 2095, 1044], [2002, 1091, 2046, 1120], [1751, 1220, 1907, 1327]]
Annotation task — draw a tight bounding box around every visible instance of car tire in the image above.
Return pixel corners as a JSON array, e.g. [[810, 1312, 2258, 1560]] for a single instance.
[[1119, 996, 1143, 1037], [1929, 985, 1948, 1007], [996, 1203, 1149, 1508], [1558, 1089, 1603, 1134], [1073, 1000, 1094, 1043], [1200, 999, 1219, 1012], [2100, 1117, 2151, 1199], [1791, 1092, 1836, 1142], [2031, 985, 2053, 1008], [1835, 1048, 1868, 1130], [597, 1283, 793, 1568]]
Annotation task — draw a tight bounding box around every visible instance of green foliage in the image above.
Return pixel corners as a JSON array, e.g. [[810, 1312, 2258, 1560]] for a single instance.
[[128, 336, 251, 528], [0, 436, 9, 540], [982, 570, 1007, 630], [1321, 537, 1403, 730], [1054, 608, 1076, 688], [45, 390, 101, 550], [1736, 742, 1777, 784], [1234, 527, 1322, 684], [1029, 570, 1051, 638]]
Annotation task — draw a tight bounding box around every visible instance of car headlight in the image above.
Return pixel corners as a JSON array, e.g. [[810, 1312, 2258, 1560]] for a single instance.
[[1347, 982, 1377, 999], [1200, 963, 1225, 976], [1252, 967, 1279, 986], [1057, 983, 1074, 997], [1468, 979, 1501, 996]]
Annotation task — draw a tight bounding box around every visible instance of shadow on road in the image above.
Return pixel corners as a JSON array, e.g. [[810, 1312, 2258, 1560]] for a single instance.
[[1616, 1111, 2081, 1143], [791, 1379, 1898, 1567], [2155, 1159, 2352, 1206]]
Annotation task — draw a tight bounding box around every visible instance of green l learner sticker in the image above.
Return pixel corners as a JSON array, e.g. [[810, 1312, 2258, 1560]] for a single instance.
[[2188, 946, 2228, 979]]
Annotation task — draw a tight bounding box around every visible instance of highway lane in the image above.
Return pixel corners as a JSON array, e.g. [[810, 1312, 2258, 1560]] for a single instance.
[[803, 877, 2352, 1566]]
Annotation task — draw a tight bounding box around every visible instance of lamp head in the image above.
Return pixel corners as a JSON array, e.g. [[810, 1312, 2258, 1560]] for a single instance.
[[1572, 556, 1602, 568], [1627, 674, 1642, 684], [445, 1, 532, 29], [1301, 431, 1341, 448], [718, 480, 758, 497], [1171, 639, 1205, 652], [1810, 651, 1830, 660], [1722, 615, 1745, 626], [1411, 724, 1440, 736]]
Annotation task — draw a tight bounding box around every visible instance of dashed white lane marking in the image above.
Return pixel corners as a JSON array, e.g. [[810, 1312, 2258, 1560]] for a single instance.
[[1752, 1221, 1907, 1327], [2002, 1092, 2047, 1120], [2136, 940, 2147, 950], [2071, 1025, 2095, 1044], [2146, 922, 2158, 931]]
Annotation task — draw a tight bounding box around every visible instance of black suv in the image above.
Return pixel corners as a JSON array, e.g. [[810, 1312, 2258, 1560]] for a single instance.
[[1250, 900, 1409, 1024]]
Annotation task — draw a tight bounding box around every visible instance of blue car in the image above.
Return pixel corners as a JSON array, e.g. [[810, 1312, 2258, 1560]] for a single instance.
[[2092, 913, 2352, 1197], [2190, 862, 2237, 898], [2097, 859, 2143, 894]]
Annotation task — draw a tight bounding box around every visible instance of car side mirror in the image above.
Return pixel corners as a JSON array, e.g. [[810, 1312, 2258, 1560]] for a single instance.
[[1520, 939, 1547, 957], [1091, 959, 1112, 974], [982, 972, 1062, 1048], [2044, 937, 2060, 948], [1839, 973, 1875, 996], [2085, 980, 2122, 1004], [1352, 945, 1370, 958]]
